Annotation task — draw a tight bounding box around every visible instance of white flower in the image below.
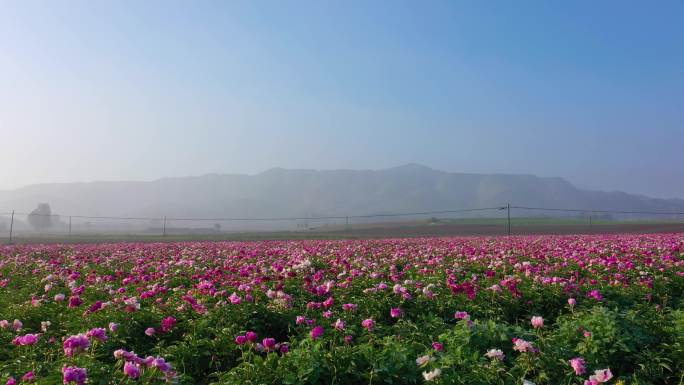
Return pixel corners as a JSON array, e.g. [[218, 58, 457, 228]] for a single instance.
[[484, 348, 505, 361], [415, 355, 434, 367], [422, 369, 441, 381], [523, 380, 536, 385]]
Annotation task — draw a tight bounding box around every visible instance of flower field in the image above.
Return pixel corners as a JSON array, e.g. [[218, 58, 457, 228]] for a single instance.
[[1, 234, 684, 385]]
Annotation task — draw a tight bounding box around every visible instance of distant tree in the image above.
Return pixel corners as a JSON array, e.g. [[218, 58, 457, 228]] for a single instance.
[[28, 203, 54, 231], [214, 223, 222, 232]]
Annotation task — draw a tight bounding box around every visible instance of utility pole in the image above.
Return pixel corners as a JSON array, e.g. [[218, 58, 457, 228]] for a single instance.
[[507, 203, 511, 236], [8, 210, 14, 244], [68, 216, 72, 238], [162, 216, 167, 237], [589, 215, 592, 227], [345, 216, 349, 233]]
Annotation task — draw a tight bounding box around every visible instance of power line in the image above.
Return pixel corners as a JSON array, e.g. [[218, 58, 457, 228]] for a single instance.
[[511, 206, 684, 216], [2, 205, 683, 224]]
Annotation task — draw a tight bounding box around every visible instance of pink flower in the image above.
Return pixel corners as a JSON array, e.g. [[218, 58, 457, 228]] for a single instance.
[[454, 311, 470, 320], [21, 372, 34, 383], [109, 322, 119, 332], [86, 328, 107, 342], [587, 290, 603, 301], [361, 318, 375, 332], [569, 357, 586, 375], [333, 318, 346, 331], [12, 319, 22, 331], [390, 308, 403, 318], [145, 327, 156, 336], [531, 316, 544, 329], [12, 334, 39, 346], [512, 338, 534, 353], [310, 326, 324, 339], [229, 292, 242, 305], [568, 298, 577, 306], [342, 303, 358, 312], [62, 366, 87, 385], [245, 331, 258, 342], [279, 343, 289, 353], [63, 334, 90, 357], [588, 369, 613, 384], [152, 357, 172, 372], [235, 335, 247, 345], [6, 377, 16, 385], [54, 293, 66, 302], [123, 361, 140, 379], [431, 342, 444, 351]]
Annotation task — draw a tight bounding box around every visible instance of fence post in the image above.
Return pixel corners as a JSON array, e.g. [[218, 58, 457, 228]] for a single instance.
[[162, 216, 167, 237], [507, 203, 511, 236], [8, 210, 14, 244]]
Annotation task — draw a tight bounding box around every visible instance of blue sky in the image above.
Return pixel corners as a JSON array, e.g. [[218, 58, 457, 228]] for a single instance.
[[1, 1, 683, 198]]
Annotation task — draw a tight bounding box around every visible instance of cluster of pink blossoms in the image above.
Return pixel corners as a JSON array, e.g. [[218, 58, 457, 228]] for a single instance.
[[114, 349, 176, 381]]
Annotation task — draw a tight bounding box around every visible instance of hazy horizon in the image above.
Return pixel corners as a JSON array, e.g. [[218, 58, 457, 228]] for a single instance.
[[2, 1, 683, 198]]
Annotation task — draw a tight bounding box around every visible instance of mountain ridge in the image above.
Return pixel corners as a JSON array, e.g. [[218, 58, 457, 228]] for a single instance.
[[1, 164, 683, 220]]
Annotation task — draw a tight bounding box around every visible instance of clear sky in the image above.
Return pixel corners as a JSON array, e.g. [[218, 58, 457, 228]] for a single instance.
[[1, 1, 683, 198]]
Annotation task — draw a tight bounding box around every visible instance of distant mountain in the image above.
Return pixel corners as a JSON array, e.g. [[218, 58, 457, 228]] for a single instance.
[[1, 164, 683, 228]]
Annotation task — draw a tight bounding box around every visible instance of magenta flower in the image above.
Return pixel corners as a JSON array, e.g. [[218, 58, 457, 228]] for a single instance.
[[109, 322, 119, 332], [68, 296, 83, 308], [568, 298, 577, 306], [123, 361, 141, 379], [432, 342, 444, 351], [12, 334, 39, 346], [235, 335, 247, 345], [86, 328, 107, 342], [280, 343, 290, 353], [161, 317, 177, 333], [6, 377, 16, 385], [310, 325, 324, 339], [390, 308, 403, 318], [245, 331, 258, 342], [144, 327, 156, 336], [152, 357, 172, 372], [21, 372, 34, 383], [63, 334, 90, 357], [262, 338, 277, 351], [587, 290, 603, 301], [62, 366, 87, 385]]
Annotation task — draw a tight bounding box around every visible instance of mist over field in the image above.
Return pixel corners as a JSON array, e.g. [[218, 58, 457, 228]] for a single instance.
[[1, 164, 683, 235]]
